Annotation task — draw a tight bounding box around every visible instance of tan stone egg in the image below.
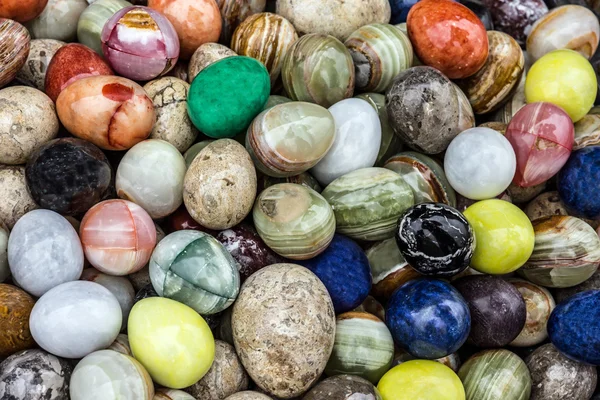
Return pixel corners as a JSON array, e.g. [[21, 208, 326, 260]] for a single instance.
[[0, 86, 59, 165], [232, 264, 336, 399], [183, 139, 257, 230], [188, 43, 236, 83], [15, 38, 64, 90], [184, 340, 249, 399], [0, 166, 38, 229]]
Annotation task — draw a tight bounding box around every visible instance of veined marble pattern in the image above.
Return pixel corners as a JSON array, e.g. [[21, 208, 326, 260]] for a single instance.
[[77, 0, 132, 55], [366, 238, 420, 299]]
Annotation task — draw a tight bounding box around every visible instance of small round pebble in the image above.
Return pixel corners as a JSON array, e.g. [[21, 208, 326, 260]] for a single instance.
[[15, 39, 64, 90]]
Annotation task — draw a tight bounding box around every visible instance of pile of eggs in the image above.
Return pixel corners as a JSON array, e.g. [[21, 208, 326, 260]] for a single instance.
[[1, 0, 600, 399]]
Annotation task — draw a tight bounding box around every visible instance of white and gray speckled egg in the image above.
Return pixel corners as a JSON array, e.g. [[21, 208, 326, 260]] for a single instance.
[[0, 166, 38, 229], [15, 39, 65, 90]]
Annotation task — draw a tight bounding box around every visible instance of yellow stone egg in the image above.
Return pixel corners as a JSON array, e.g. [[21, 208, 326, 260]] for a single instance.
[[525, 49, 597, 122], [463, 199, 535, 275], [377, 360, 465, 400], [128, 297, 215, 389]]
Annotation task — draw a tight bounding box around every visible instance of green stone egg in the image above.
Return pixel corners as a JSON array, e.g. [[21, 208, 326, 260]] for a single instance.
[[322, 167, 414, 241], [355, 92, 402, 167], [281, 33, 355, 108], [518, 216, 600, 288], [384, 151, 456, 207], [246, 102, 335, 178], [324, 311, 394, 384], [149, 230, 240, 315], [458, 349, 532, 400], [345, 23, 413, 93], [77, 0, 132, 55], [365, 238, 421, 300], [188, 56, 270, 139], [253, 183, 336, 260]]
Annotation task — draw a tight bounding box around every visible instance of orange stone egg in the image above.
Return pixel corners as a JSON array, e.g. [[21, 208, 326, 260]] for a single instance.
[[56, 75, 155, 151], [0, 0, 48, 22], [148, 0, 222, 60], [0, 284, 36, 358]]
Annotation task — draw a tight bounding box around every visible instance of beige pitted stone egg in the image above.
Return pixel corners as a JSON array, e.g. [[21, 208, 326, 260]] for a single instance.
[[183, 139, 257, 230], [184, 340, 249, 399], [0, 86, 59, 165], [0, 166, 38, 229], [276, 0, 391, 41], [232, 263, 336, 398]]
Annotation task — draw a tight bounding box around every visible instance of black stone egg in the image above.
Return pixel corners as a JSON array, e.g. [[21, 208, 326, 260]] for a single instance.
[[25, 138, 113, 216], [395, 203, 475, 277]]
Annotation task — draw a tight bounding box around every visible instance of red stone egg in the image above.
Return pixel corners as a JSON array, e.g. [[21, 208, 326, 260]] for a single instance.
[[45, 43, 114, 103], [407, 0, 488, 79], [505, 102, 574, 188], [101, 6, 180, 81], [0, 19, 30, 89], [0, 0, 47, 22]]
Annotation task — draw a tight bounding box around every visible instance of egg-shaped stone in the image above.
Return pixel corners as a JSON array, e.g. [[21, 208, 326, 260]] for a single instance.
[[304, 375, 382, 400], [224, 392, 272, 400], [26, 0, 88, 42], [0, 166, 38, 229], [0, 284, 35, 358], [0, 0, 48, 22], [15, 39, 64, 90], [187, 42, 236, 83], [232, 264, 335, 398], [77, 0, 132, 55], [0, 19, 30, 89]]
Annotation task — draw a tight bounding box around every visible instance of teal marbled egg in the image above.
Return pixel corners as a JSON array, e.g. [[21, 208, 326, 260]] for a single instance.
[[246, 102, 335, 178], [366, 238, 421, 299], [322, 167, 414, 241], [518, 216, 600, 288], [149, 230, 240, 315], [355, 92, 402, 166], [281, 33, 355, 108], [325, 311, 394, 384], [458, 349, 532, 400], [384, 151, 456, 207], [77, 0, 132, 55], [345, 23, 413, 93], [253, 183, 336, 260]]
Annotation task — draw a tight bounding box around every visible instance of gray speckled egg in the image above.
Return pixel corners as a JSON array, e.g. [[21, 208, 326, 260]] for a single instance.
[[276, 0, 390, 41], [184, 340, 249, 399], [188, 43, 237, 83], [0, 166, 38, 229], [15, 39, 64, 90], [0, 86, 59, 165], [143, 77, 199, 153], [183, 139, 257, 230], [0, 349, 72, 400], [232, 263, 335, 398]]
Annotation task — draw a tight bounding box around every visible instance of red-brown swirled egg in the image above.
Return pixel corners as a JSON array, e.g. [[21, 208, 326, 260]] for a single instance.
[[56, 75, 156, 151], [101, 6, 179, 81]]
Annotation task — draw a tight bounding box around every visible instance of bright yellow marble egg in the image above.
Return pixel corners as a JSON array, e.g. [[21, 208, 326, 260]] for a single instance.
[[377, 360, 465, 400], [128, 297, 215, 389], [463, 199, 535, 275], [525, 49, 597, 122]]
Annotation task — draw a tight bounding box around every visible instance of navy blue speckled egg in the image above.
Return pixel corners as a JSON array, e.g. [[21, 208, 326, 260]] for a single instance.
[[300, 234, 372, 314], [557, 147, 600, 220], [548, 290, 600, 365], [390, 0, 419, 23], [386, 279, 471, 359]]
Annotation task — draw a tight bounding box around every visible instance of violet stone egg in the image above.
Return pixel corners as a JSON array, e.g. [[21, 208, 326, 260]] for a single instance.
[[101, 6, 179, 81]]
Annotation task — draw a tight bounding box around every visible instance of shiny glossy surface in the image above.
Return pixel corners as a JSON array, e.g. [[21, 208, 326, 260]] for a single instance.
[[573, 106, 600, 150], [322, 168, 414, 241], [216, 0, 265, 44], [82, 269, 135, 331], [253, 183, 335, 259], [481, 0, 547, 44], [463, 199, 535, 274], [378, 360, 465, 400], [557, 146, 600, 219], [80, 200, 157, 276], [187, 42, 236, 82], [454, 275, 526, 348], [445, 128, 516, 200], [0, 285, 35, 358], [407, 0, 488, 79], [0, 0, 48, 22], [509, 279, 555, 347], [27, 0, 87, 42], [386, 279, 471, 359], [458, 31, 524, 114], [505, 102, 574, 187], [128, 297, 215, 388], [15, 39, 64, 90], [101, 6, 179, 81], [311, 99, 382, 185], [281, 33, 355, 108], [548, 290, 600, 365], [386, 66, 475, 154], [246, 102, 335, 178], [525, 49, 597, 122], [0, 19, 30, 89], [56, 76, 155, 151], [77, 0, 132, 55]]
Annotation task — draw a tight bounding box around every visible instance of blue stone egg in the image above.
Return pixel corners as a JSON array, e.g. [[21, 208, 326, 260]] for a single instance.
[[390, 0, 419, 24], [386, 279, 471, 359], [300, 234, 371, 314], [558, 147, 600, 219], [548, 290, 600, 365]]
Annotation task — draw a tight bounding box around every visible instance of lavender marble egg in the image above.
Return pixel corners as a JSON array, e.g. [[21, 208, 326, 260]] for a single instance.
[[8, 210, 84, 297], [311, 98, 382, 186], [0, 349, 72, 400], [101, 6, 179, 81], [29, 281, 122, 359]]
